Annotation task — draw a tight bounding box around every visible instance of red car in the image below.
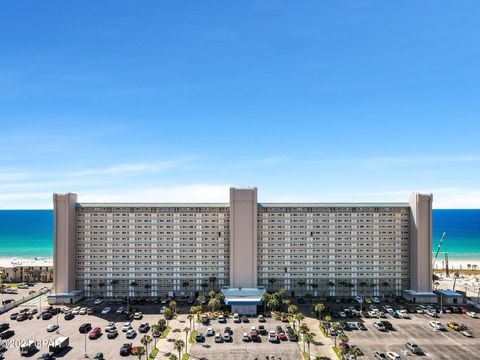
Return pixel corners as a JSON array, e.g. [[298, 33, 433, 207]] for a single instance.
[[250, 329, 258, 341], [16, 313, 28, 321], [88, 327, 101, 339], [277, 332, 287, 341]]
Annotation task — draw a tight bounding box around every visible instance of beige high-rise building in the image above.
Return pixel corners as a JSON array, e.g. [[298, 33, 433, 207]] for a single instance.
[[50, 187, 434, 305]]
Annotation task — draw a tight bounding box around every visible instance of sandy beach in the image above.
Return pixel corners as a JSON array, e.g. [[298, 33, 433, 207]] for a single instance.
[[433, 259, 480, 271], [0, 257, 53, 268]]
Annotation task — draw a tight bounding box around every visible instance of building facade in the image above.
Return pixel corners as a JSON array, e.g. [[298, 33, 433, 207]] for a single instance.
[[52, 187, 433, 300]]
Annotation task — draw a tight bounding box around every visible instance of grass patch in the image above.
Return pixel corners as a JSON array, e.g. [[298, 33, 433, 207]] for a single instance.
[[148, 347, 158, 360], [188, 330, 197, 343], [332, 346, 342, 360], [160, 326, 171, 339], [301, 351, 309, 360], [319, 324, 328, 337], [182, 354, 190, 360]]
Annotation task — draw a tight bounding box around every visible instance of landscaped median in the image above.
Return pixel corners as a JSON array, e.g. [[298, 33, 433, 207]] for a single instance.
[[188, 330, 197, 343], [182, 354, 190, 360], [160, 326, 171, 339], [332, 346, 342, 359], [148, 347, 159, 360]]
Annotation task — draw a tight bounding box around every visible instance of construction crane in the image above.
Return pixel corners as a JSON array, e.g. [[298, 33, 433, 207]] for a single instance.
[[432, 232, 446, 270]]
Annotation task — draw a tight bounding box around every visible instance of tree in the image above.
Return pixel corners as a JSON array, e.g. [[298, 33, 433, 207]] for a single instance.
[[467, 264, 472, 271], [151, 324, 160, 347], [98, 282, 106, 297], [130, 281, 139, 297], [197, 295, 206, 305], [304, 332, 314, 358], [169, 355, 178, 360], [158, 318, 167, 332], [183, 327, 190, 354], [338, 332, 349, 344], [187, 314, 194, 331], [132, 346, 145, 360], [294, 312, 305, 329], [144, 283, 151, 296], [164, 308, 173, 324], [267, 298, 279, 312], [168, 300, 177, 313], [141, 335, 152, 358], [182, 281, 190, 291], [381, 281, 390, 298], [314, 303, 324, 320], [327, 281, 335, 296], [311, 283, 319, 295], [200, 282, 208, 294], [349, 345, 363, 359], [299, 323, 310, 352], [358, 281, 368, 297], [24, 269, 33, 282], [208, 297, 221, 312], [12, 267, 18, 281], [174, 339, 184, 360], [111, 279, 119, 298], [298, 280, 306, 296], [268, 278, 277, 290], [209, 276, 217, 291], [288, 304, 298, 316]]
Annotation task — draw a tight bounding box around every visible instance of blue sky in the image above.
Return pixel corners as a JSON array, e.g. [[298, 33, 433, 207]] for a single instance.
[[1, 0, 480, 208]]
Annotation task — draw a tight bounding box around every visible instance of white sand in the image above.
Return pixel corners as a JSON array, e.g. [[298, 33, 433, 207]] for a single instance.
[[433, 260, 480, 270], [0, 257, 53, 268]]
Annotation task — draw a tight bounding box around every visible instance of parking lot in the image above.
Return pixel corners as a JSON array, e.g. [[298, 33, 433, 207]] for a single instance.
[[190, 316, 303, 360], [0, 284, 49, 307], [324, 306, 480, 360]]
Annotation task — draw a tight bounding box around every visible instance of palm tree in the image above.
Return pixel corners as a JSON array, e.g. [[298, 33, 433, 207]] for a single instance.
[[288, 304, 298, 316], [183, 327, 190, 354], [349, 345, 363, 359], [381, 281, 390, 298], [0, 271, 8, 285], [314, 303, 324, 320], [299, 323, 310, 353], [467, 264, 472, 271], [267, 297, 279, 312], [144, 283, 151, 297], [174, 339, 184, 360], [297, 280, 306, 297], [132, 346, 145, 360], [311, 283, 318, 296], [200, 282, 208, 294], [98, 282, 106, 297], [111, 279, 119, 298], [304, 332, 314, 358], [358, 281, 368, 298], [327, 281, 335, 296], [141, 335, 152, 358], [268, 278, 277, 290], [294, 312, 305, 329], [169, 355, 178, 360], [182, 281, 190, 292], [24, 269, 33, 282], [208, 276, 217, 291], [187, 314, 194, 331], [338, 332, 349, 344], [151, 324, 160, 347], [130, 281, 138, 297], [12, 267, 18, 282]]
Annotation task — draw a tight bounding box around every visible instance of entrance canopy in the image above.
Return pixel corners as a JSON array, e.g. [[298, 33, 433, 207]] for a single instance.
[[221, 286, 266, 306]]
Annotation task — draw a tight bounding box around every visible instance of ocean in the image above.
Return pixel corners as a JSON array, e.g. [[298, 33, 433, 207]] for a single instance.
[[0, 209, 479, 260]]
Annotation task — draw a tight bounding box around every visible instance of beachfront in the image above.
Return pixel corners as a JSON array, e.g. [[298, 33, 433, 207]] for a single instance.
[[0, 257, 53, 283]]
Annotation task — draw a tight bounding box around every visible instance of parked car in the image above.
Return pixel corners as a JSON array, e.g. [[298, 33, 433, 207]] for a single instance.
[[101, 307, 111, 315], [214, 334, 223, 343], [277, 331, 287, 341], [405, 342, 422, 355], [287, 331, 297, 341], [380, 321, 393, 331], [0, 323, 9, 332], [222, 332, 232, 342], [0, 330, 14, 339], [64, 313, 75, 320], [448, 322, 461, 331], [125, 329, 136, 339], [105, 322, 116, 332], [357, 322, 367, 331], [242, 332, 251, 342], [42, 312, 53, 320], [224, 326, 232, 334], [9, 313, 18, 320], [241, 315, 249, 323], [119, 343, 132, 356], [93, 353, 104, 360], [133, 312, 142, 320], [268, 330, 279, 343], [122, 322, 132, 332], [386, 352, 401, 360], [373, 322, 386, 331], [116, 307, 125, 314], [233, 313, 240, 323], [89, 327, 102, 339], [37, 353, 54, 360], [94, 299, 103, 305], [16, 313, 28, 321], [460, 329, 473, 337], [47, 324, 59, 332], [138, 323, 149, 333], [195, 332, 205, 342], [79, 323, 92, 333], [107, 329, 118, 339], [466, 311, 478, 318], [430, 321, 445, 331], [218, 315, 226, 323], [79, 307, 87, 315], [206, 327, 215, 336], [258, 325, 267, 335], [373, 351, 387, 359], [258, 314, 265, 322]]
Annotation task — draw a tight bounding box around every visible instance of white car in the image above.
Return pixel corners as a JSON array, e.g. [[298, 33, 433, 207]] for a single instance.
[[116, 307, 125, 314], [105, 322, 116, 332], [242, 332, 250, 341], [429, 321, 445, 331], [206, 327, 215, 336], [101, 307, 111, 315], [79, 307, 87, 315], [258, 314, 265, 322], [368, 310, 378, 318], [46, 324, 59, 332], [94, 299, 103, 305], [134, 312, 142, 320], [122, 322, 132, 332], [372, 297, 380, 304], [268, 330, 278, 342], [354, 296, 363, 304], [218, 315, 226, 323], [397, 310, 411, 319], [339, 311, 347, 318], [373, 322, 386, 331], [18, 284, 29, 289], [386, 352, 401, 360], [71, 306, 81, 315], [233, 313, 240, 323], [126, 329, 136, 338], [466, 312, 478, 318], [160, 306, 166, 314]]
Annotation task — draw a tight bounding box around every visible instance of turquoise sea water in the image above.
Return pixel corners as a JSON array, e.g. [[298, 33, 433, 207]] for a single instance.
[[0, 209, 479, 260]]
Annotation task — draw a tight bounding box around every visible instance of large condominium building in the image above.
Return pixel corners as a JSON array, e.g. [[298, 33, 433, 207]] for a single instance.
[[52, 187, 434, 305]]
